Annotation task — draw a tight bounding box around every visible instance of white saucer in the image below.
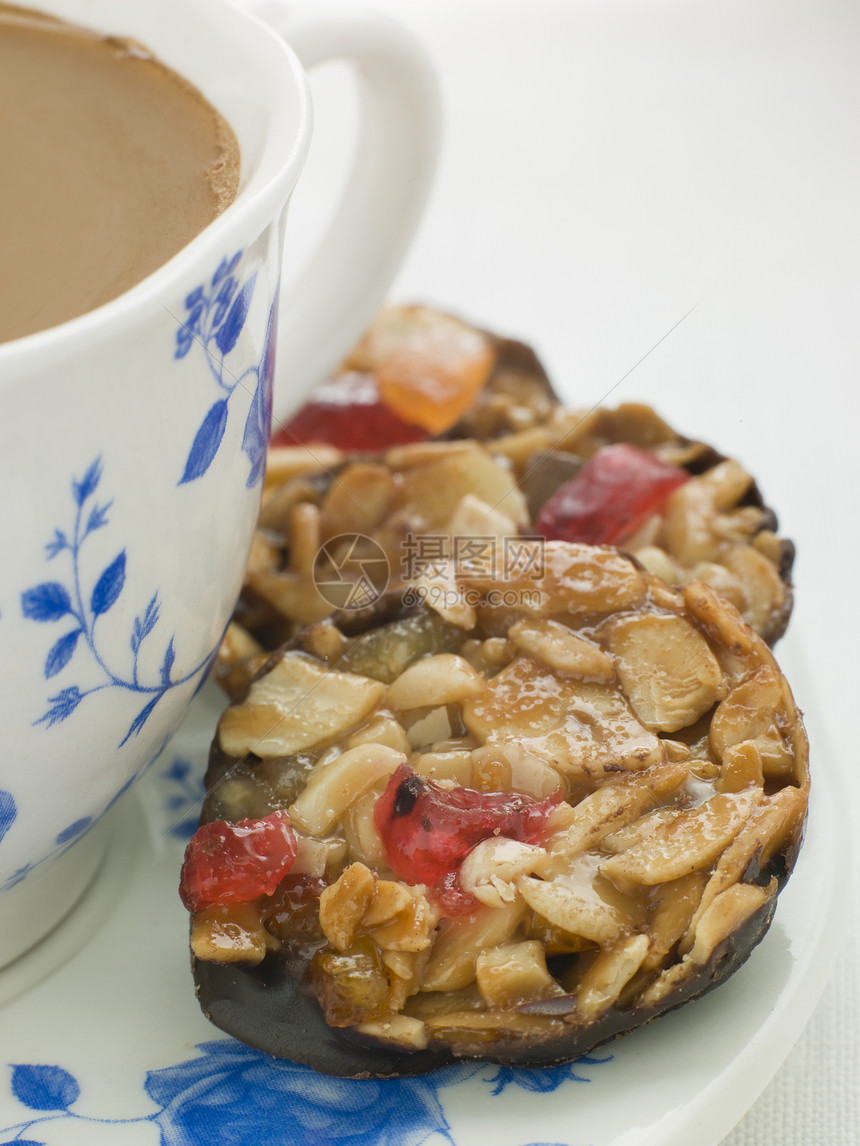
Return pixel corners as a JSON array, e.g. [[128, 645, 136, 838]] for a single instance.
[[0, 660, 841, 1146]]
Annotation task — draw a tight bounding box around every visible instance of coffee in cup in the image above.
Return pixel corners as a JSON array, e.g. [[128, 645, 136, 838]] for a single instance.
[[0, 3, 240, 343]]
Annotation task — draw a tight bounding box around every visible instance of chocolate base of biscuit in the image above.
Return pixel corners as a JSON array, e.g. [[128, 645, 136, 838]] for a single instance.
[[192, 895, 775, 1078]]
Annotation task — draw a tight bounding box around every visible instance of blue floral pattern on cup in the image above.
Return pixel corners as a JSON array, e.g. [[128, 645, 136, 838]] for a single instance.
[[20, 457, 217, 746], [175, 251, 276, 488], [2, 247, 274, 893], [0, 1039, 609, 1145], [3, 816, 91, 892]]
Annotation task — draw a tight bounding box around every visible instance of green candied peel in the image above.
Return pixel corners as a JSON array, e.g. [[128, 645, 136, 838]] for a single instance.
[[339, 609, 465, 684]]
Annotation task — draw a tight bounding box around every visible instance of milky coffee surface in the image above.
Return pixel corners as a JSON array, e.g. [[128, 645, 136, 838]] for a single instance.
[[0, 4, 240, 342]]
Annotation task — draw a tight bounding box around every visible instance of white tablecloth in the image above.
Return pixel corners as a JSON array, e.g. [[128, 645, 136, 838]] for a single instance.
[[285, 1, 860, 1140], [722, 908, 860, 1144]]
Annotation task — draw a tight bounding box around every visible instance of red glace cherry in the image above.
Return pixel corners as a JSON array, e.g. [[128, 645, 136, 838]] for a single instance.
[[272, 372, 428, 452], [536, 442, 690, 546], [373, 763, 561, 888], [179, 809, 298, 912]]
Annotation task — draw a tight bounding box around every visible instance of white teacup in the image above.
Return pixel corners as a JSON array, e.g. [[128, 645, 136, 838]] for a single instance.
[[0, 0, 438, 966]]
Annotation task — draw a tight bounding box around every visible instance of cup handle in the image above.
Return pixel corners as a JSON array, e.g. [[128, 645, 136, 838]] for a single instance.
[[246, 1, 440, 426]]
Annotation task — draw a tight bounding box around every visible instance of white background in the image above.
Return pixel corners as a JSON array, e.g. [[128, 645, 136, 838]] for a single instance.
[[286, 1, 860, 1141]]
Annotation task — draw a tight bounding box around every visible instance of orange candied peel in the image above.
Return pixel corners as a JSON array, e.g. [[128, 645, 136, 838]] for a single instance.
[[347, 305, 497, 435]]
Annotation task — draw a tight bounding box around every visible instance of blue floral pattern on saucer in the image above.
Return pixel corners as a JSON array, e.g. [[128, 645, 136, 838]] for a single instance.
[[0, 1040, 609, 1145], [0, 793, 15, 848], [159, 755, 206, 840]]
